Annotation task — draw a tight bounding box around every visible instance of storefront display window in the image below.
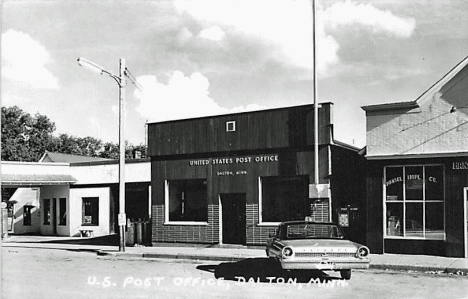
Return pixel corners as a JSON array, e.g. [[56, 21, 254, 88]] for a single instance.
[[167, 179, 208, 222], [385, 167, 403, 201], [384, 165, 444, 240], [260, 175, 309, 223]]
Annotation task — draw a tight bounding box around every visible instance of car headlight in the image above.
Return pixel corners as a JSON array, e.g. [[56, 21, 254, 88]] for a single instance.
[[282, 247, 294, 258], [356, 246, 370, 258]]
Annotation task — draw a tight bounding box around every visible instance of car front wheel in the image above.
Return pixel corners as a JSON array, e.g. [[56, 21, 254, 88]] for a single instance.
[[340, 269, 351, 280]]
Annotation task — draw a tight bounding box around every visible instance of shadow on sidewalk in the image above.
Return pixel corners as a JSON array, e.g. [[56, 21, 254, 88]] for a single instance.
[[7, 234, 119, 246], [197, 258, 341, 283], [42, 234, 120, 246]]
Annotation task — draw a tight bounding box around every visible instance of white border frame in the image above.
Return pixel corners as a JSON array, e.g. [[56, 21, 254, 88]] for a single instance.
[[163, 180, 209, 226], [257, 176, 281, 226], [226, 121, 236, 132], [218, 195, 223, 244]]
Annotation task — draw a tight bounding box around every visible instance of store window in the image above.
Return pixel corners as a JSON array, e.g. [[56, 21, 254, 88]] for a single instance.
[[260, 175, 309, 223], [166, 179, 208, 222], [82, 197, 99, 226], [43, 199, 51, 225], [384, 165, 444, 240], [59, 198, 66, 226], [23, 206, 33, 226]]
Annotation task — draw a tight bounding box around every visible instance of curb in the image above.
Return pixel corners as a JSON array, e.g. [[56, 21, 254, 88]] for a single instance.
[[97, 250, 467, 275], [98, 250, 247, 262], [369, 264, 465, 275]]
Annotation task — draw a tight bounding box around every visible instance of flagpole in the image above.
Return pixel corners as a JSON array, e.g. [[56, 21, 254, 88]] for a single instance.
[[312, 0, 319, 188]]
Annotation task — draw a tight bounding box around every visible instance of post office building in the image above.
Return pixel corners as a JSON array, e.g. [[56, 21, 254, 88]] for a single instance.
[[147, 103, 366, 246]]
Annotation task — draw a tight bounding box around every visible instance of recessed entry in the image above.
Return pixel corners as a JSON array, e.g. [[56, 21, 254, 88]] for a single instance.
[[226, 121, 236, 132]]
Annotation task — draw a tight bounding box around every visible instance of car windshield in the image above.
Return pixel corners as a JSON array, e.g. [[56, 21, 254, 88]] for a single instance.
[[283, 223, 345, 240]]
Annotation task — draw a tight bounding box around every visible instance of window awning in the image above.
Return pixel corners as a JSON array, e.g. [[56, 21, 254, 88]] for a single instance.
[[1, 174, 77, 187]]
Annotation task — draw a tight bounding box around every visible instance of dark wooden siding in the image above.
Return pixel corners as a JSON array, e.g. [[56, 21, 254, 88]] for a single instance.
[[148, 104, 332, 156], [444, 166, 467, 257], [330, 145, 367, 244], [366, 161, 384, 254]]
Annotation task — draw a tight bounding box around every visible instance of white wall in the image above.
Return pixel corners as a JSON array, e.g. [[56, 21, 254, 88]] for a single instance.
[[69, 187, 110, 237], [70, 162, 150, 185], [10, 188, 41, 234], [2, 161, 70, 176]]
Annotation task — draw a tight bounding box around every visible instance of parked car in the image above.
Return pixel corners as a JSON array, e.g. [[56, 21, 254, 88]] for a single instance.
[[266, 221, 370, 280]]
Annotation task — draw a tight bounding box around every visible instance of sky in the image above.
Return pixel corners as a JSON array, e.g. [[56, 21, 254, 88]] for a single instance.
[[1, 0, 467, 148]]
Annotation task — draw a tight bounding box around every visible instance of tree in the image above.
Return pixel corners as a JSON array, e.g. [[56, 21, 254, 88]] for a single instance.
[[2, 105, 148, 161], [53, 134, 105, 157], [1, 106, 56, 162]]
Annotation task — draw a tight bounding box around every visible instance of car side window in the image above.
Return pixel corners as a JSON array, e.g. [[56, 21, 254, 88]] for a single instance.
[[277, 226, 283, 239]]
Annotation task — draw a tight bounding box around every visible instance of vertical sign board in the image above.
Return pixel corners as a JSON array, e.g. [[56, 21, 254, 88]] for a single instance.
[[118, 213, 126, 226], [338, 208, 349, 227]]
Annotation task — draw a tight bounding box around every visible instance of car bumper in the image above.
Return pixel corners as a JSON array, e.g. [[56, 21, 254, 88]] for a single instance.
[[279, 259, 370, 270]]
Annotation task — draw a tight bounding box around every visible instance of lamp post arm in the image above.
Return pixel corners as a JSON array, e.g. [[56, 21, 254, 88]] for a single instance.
[[77, 57, 124, 87]]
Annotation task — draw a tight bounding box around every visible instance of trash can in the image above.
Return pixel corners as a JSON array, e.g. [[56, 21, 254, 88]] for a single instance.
[[145, 221, 152, 245], [135, 220, 143, 245]]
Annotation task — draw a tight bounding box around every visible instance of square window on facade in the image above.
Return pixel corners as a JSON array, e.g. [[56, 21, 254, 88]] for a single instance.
[[82, 197, 99, 226], [386, 202, 403, 237], [385, 167, 403, 201], [43, 199, 51, 225], [261, 175, 309, 223], [167, 179, 208, 222], [425, 165, 444, 200], [59, 198, 66, 226], [226, 121, 236, 132], [405, 166, 423, 200], [23, 206, 33, 226]]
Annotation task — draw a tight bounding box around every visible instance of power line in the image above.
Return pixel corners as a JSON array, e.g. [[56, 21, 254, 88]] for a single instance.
[[124, 68, 143, 92], [400, 118, 468, 154]]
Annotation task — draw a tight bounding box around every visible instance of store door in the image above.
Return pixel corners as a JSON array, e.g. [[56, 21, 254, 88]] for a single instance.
[[220, 193, 246, 245]]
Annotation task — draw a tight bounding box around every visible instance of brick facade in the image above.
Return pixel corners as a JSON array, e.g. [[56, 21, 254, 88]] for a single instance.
[[152, 201, 330, 245], [152, 204, 219, 243]]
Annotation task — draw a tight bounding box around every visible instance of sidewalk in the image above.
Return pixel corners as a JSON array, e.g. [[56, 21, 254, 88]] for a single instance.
[[2, 235, 468, 275]]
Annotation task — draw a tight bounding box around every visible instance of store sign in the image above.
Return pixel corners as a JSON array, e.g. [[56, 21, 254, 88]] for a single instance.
[[216, 170, 248, 176], [385, 176, 402, 187], [189, 155, 278, 166], [452, 161, 468, 170]]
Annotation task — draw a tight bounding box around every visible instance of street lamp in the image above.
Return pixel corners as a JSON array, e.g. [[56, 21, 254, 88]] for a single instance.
[[77, 57, 127, 252]]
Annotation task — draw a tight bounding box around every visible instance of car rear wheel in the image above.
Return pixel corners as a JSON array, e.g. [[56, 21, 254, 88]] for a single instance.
[[340, 269, 351, 280]]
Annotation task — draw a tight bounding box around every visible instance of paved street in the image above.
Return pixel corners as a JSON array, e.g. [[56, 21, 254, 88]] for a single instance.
[[2, 246, 467, 299]]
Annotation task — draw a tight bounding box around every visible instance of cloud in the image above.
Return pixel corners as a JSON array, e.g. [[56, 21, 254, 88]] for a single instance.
[[134, 71, 264, 122], [1, 29, 59, 89], [174, 0, 416, 77], [175, 27, 194, 47], [323, 0, 416, 38], [198, 26, 226, 41]]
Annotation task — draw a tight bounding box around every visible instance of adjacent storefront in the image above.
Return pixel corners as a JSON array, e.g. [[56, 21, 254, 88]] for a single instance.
[[363, 56, 468, 257], [1, 158, 151, 239]]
